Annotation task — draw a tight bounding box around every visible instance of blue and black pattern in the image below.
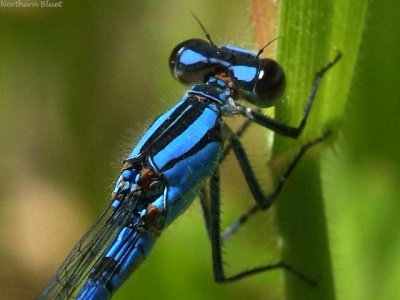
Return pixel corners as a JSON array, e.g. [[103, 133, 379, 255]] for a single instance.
[[38, 25, 341, 299]]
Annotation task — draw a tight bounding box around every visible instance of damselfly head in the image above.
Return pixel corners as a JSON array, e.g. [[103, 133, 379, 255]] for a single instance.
[[169, 39, 286, 108]]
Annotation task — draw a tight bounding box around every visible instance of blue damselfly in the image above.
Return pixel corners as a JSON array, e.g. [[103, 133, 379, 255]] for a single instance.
[[38, 19, 341, 299]]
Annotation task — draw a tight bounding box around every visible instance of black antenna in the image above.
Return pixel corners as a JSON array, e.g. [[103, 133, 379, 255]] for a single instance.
[[256, 36, 283, 58], [191, 12, 215, 46]]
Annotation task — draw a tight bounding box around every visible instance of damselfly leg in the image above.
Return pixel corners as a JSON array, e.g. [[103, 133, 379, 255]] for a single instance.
[[217, 52, 342, 237], [199, 53, 341, 284], [236, 52, 342, 138], [201, 131, 329, 284]]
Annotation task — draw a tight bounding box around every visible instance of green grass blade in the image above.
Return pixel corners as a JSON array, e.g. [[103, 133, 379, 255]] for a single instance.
[[253, 1, 369, 299]]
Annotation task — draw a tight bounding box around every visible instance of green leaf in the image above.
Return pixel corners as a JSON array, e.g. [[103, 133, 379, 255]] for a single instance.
[[264, 1, 368, 299]]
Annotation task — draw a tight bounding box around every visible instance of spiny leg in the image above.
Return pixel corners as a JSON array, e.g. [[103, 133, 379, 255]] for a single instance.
[[199, 117, 253, 239], [199, 127, 329, 284], [220, 118, 252, 163], [222, 128, 331, 240], [200, 54, 340, 284], [204, 116, 332, 241], [205, 166, 316, 285], [199, 186, 212, 240], [219, 53, 341, 239], [237, 52, 342, 138]]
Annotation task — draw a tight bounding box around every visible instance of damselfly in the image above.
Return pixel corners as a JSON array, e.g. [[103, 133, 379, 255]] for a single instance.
[[38, 20, 341, 300]]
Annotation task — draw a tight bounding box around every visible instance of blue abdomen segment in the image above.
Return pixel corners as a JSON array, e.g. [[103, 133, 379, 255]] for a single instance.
[[76, 229, 155, 300], [76, 281, 111, 300]]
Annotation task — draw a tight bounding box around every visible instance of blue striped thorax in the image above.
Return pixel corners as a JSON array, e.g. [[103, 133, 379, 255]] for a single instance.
[[169, 39, 286, 108]]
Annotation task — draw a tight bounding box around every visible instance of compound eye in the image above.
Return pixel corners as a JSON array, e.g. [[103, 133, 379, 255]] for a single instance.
[[168, 39, 213, 83], [168, 40, 195, 77], [254, 58, 286, 107]]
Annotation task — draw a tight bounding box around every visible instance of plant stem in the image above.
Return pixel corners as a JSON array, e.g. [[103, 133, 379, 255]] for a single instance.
[[251, 0, 368, 299]]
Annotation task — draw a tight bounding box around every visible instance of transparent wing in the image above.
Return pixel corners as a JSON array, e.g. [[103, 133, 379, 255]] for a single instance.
[[37, 192, 138, 300]]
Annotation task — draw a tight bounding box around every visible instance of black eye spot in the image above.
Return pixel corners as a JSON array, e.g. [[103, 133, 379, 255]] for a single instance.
[[254, 59, 286, 107]]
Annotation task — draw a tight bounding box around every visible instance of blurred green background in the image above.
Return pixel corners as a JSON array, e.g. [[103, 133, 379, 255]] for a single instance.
[[0, 1, 399, 300]]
